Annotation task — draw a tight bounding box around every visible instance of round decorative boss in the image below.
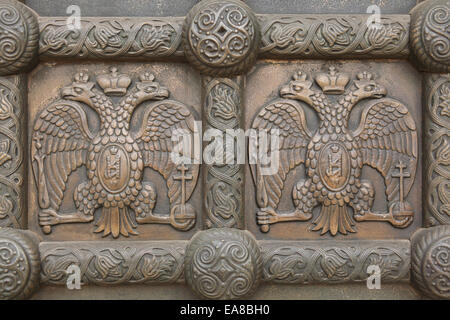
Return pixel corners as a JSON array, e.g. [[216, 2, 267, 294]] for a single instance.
[[410, 0, 450, 73], [183, 0, 260, 76], [184, 228, 262, 299], [0, 228, 40, 300], [412, 226, 450, 300], [0, 0, 39, 76]]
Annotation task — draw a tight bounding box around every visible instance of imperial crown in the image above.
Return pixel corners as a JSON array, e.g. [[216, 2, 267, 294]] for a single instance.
[[315, 66, 350, 94], [97, 67, 131, 96]]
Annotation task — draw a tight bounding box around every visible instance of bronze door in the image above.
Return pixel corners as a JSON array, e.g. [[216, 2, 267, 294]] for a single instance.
[[0, 0, 448, 300]]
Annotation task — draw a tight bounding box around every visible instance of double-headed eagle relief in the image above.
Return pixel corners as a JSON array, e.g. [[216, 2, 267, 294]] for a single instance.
[[31, 68, 199, 238], [251, 67, 418, 236]]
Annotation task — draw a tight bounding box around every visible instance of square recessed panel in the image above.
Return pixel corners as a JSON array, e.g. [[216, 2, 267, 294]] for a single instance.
[[244, 60, 423, 240], [27, 62, 203, 241]]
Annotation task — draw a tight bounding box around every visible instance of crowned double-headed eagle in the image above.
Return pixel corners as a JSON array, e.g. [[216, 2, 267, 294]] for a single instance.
[[252, 67, 417, 235], [32, 68, 199, 238]]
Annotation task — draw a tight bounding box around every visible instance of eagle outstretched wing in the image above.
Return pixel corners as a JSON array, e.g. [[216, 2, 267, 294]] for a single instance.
[[134, 100, 199, 206], [354, 98, 417, 202], [31, 100, 93, 211], [250, 99, 312, 209]]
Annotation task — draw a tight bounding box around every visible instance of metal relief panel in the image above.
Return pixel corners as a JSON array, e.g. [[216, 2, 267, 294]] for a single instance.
[[0, 0, 445, 301], [27, 62, 203, 240], [245, 60, 423, 240]]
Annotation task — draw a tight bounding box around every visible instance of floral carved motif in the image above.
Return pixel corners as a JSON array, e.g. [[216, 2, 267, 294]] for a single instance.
[[203, 77, 244, 228], [0, 75, 25, 228], [259, 15, 409, 58], [424, 74, 450, 226], [261, 240, 410, 283], [40, 241, 186, 285], [39, 17, 184, 59]]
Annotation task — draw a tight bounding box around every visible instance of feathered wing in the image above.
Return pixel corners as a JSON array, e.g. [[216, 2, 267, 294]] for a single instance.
[[31, 100, 93, 211], [250, 99, 312, 209], [135, 100, 199, 206], [354, 98, 418, 202]]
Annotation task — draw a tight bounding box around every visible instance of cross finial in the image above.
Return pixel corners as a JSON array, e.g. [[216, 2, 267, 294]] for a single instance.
[[392, 160, 410, 203], [174, 164, 193, 206]]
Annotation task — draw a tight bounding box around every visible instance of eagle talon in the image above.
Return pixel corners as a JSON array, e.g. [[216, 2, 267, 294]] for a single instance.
[[257, 207, 279, 225], [39, 209, 61, 226], [136, 212, 169, 224], [293, 208, 312, 221]]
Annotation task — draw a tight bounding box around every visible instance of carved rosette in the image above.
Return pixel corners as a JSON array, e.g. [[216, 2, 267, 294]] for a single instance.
[[40, 241, 186, 285], [183, 0, 260, 76], [184, 228, 262, 299], [0, 0, 39, 76], [424, 74, 450, 226], [203, 77, 244, 228], [0, 228, 40, 300], [412, 226, 450, 299], [0, 75, 25, 228], [410, 0, 450, 73]]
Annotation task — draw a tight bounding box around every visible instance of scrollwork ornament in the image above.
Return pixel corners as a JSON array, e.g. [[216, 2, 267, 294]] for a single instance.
[[0, 75, 25, 228], [0, 228, 40, 300], [184, 229, 262, 300], [183, 0, 260, 76], [0, 0, 39, 76], [259, 15, 409, 58], [40, 241, 186, 285], [424, 74, 450, 226], [261, 240, 410, 284], [203, 77, 244, 229], [412, 226, 450, 299], [410, 0, 450, 72], [39, 17, 183, 59]]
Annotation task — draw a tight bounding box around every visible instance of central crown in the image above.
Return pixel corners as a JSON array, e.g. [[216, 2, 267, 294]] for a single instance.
[[315, 66, 350, 94], [97, 67, 131, 96]]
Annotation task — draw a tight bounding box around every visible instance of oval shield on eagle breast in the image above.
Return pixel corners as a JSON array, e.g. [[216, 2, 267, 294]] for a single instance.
[[98, 144, 130, 194], [318, 142, 351, 192]]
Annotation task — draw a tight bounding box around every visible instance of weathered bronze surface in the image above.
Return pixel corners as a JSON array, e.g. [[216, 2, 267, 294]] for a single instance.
[[0, 0, 449, 300]]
